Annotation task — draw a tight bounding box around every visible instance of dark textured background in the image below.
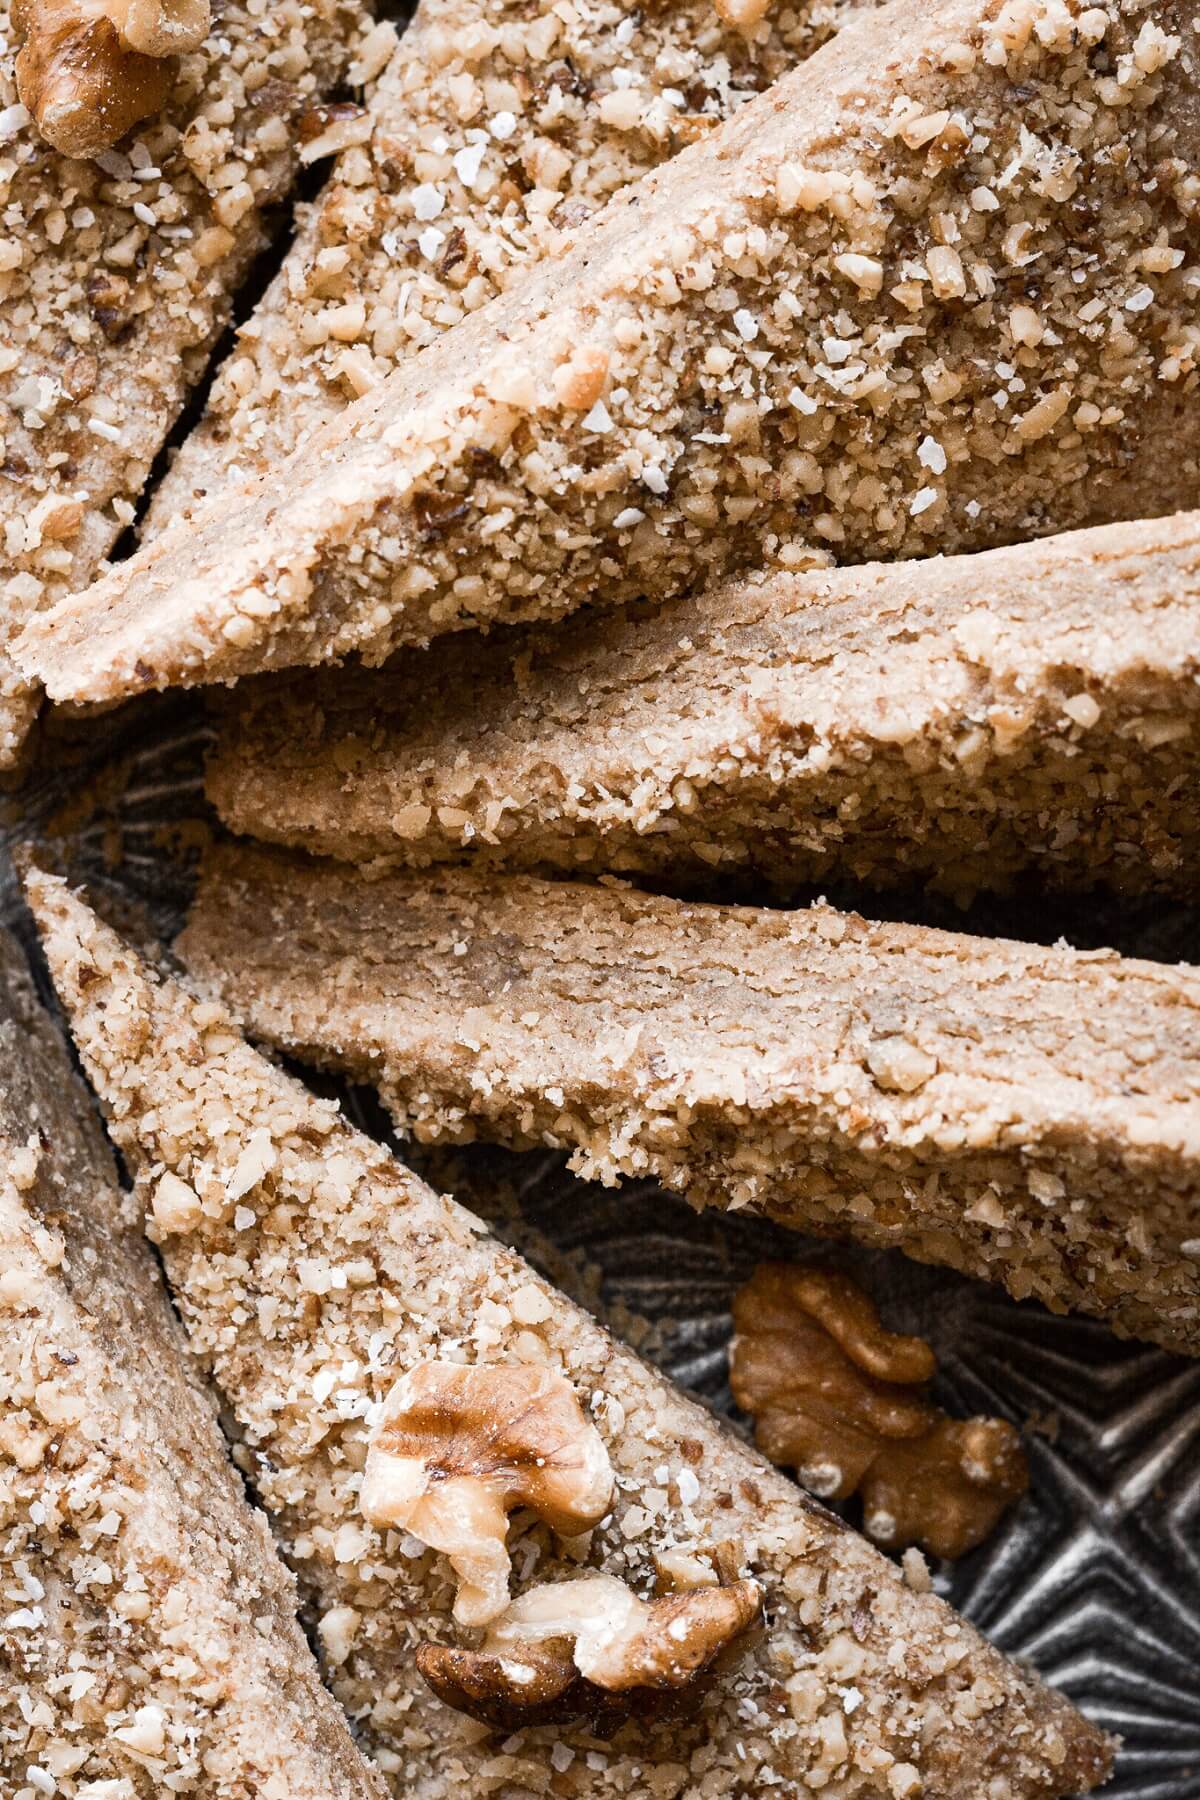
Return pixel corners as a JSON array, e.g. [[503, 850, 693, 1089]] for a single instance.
[[3, 690, 1198, 1797]]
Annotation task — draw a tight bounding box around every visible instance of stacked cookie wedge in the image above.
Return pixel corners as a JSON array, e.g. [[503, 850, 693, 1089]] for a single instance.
[[15, 0, 1200, 707], [0, 0, 377, 765], [144, 0, 878, 525], [4, 0, 1200, 1789], [22, 869, 1115, 1798], [0, 928, 384, 1795], [176, 841, 1200, 1356], [208, 510, 1200, 899]]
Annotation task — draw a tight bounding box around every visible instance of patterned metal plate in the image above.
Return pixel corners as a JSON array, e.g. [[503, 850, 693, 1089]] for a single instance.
[[3, 692, 1199, 1799]]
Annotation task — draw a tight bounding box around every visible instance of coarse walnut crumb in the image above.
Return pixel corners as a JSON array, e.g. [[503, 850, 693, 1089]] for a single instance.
[[360, 1360, 614, 1624], [13, 0, 209, 158], [731, 1265, 1028, 1558], [416, 1569, 762, 1732]]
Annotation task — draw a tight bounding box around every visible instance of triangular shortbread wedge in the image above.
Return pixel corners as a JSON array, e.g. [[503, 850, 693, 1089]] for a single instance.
[[27, 870, 1114, 1798], [146, 0, 873, 528], [0, 0, 375, 766], [19, 0, 1200, 709], [177, 843, 1200, 1355], [0, 931, 385, 1796], [208, 509, 1200, 900]]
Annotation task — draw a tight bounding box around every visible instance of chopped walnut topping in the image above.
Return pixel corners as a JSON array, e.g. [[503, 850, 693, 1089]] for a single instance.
[[731, 1265, 1029, 1558], [110, 0, 209, 58], [13, 0, 210, 157], [360, 1360, 613, 1624], [13, 0, 176, 157], [860, 1415, 1031, 1558], [416, 1570, 762, 1731]]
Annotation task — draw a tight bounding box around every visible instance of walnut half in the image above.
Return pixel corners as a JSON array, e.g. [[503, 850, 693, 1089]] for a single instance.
[[359, 1361, 614, 1625], [416, 1570, 762, 1734], [14, 0, 210, 159], [730, 1264, 1028, 1559]]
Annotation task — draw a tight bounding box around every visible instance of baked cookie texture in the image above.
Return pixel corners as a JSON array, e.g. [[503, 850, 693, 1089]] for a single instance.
[[27, 869, 1114, 1799], [178, 843, 1200, 1355], [0, 930, 386, 1797], [146, 0, 876, 529], [208, 509, 1200, 900], [18, 0, 1200, 707], [0, 0, 375, 766]]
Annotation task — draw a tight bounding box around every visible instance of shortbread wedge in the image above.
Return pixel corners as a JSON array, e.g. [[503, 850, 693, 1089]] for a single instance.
[[209, 510, 1200, 900], [20, 0, 1200, 709], [147, 0, 873, 529], [178, 845, 1200, 1355], [0, 932, 384, 1796], [27, 870, 1114, 1799], [0, 0, 373, 766]]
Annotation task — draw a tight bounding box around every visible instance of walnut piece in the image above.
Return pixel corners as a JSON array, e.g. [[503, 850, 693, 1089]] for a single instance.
[[103, 0, 207, 57], [359, 1361, 613, 1625], [13, 0, 209, 159], [730, 1265, 1028, 1559], [416, 1570, 762, 1733]]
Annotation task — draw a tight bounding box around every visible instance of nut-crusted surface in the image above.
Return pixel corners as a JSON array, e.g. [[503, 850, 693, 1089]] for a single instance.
[[28, 871, 1114, 1799], [20, 0, 1200, 707], [0, 931, 384, 1797], [146, 0, 873, 528], [178, 844, 1200, 1354], [207, 509, 1200, 901], [730, 1265, 1029, 1558], [0, 0, 372, 766]]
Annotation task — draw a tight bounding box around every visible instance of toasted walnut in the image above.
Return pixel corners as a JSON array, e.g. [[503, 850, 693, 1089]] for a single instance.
[[552, 346, 609, 413], [730, 1264, 937, 1496], [861, 1416, 1031, 1558], [416, 1570, 762, 1732], [13, 0, 209, 159], [360, 1361, 613, 1625], [715, 0, 773, 29], [417, 1638, 580, 1733], [103, 0, 207, 56], [731, 1265, 1028, 1559]]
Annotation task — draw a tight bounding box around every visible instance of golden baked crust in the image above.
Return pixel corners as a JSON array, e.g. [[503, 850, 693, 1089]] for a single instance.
[[0, 0, 373, 766], [208, 509, 1200, 900], [177, 842, 1200, 1354], [0, 930, 385, 1797], [17, 0, 1200, 708], [28, 869, 1113, 1798]]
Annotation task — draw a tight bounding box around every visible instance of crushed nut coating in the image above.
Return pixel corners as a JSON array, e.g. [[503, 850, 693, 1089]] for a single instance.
[[29, 870, 1113, 1798], [209, 510, 1200, 902], [731, 1265, 1029, 1558], [0, 0, 372, 765], [0, 931, 385, 1798], [179, 842, 1200, 1354], [147, 0, 874, 527], [19, 0, 1200, 709]]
